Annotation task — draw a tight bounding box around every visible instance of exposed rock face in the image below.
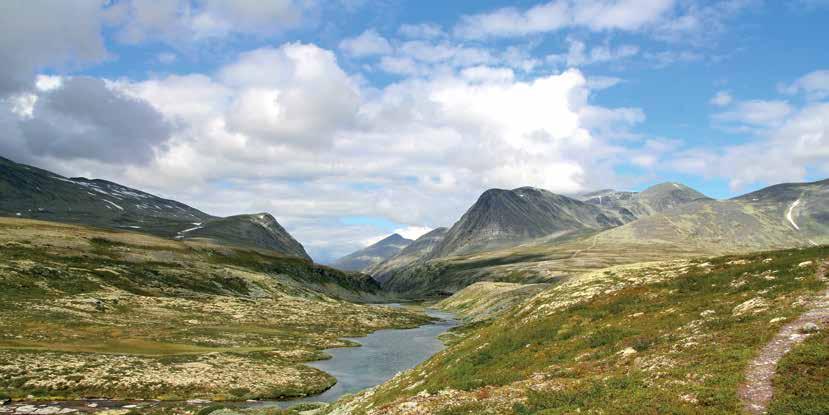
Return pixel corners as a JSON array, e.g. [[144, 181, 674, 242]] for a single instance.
[[0, 156, 310, 259], [332, 234, 413, 272]]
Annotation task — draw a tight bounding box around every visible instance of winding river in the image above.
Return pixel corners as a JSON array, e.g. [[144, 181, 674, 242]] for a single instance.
[[3, 308, 457, 413], [257, 307, 458, 408]]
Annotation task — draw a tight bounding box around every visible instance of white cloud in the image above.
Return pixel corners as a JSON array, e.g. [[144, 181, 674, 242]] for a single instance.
[[714, 99, 793, 127], [710, 90, 733, 107], [453, 0, 677, 39], [672, 102, 829, 189], [780, 69, 829, 100], [339, 29, 392, 57], [547, 38, 639, 67], [104, 0, 309, 46], [398, 23, 445, 39]]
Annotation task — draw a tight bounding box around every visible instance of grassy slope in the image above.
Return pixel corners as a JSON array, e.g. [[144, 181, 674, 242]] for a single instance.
[[767, 330, 829, 415], [326, 246, 828, 414], [0, 218, 431, 401]]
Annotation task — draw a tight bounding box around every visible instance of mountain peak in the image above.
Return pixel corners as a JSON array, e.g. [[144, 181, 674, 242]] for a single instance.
[[333, 232, 414, 272]]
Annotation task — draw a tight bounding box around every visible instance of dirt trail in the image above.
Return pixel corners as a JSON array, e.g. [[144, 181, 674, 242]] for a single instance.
[[738, 259, 829, 414]]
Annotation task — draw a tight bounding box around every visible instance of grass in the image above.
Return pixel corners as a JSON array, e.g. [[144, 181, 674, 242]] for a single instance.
[[767, 329, 829, 415], [328, 246, 828, 414], [0, 218, 432, 401]]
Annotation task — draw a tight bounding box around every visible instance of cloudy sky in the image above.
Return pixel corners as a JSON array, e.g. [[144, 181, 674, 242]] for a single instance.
[[1, 0, 828, 262]]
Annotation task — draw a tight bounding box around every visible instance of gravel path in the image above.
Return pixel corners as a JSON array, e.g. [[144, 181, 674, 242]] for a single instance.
[[738, 259, 829, 414]]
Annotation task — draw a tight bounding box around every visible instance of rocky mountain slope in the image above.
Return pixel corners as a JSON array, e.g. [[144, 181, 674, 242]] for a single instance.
[[332, 233, 413, 272], [0, 156, 310, 259], [367, 227, 448, 284], [370, 182, 710, 294], [375, 179, 828, 297], [429, 187, 634, 259]]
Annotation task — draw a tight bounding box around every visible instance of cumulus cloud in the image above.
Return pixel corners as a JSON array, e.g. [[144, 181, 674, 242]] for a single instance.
[[220, 44, 360, 149], [673, 102, 829, 189], [61, 43, 640, 260], [339, 30, 392, 57], [16, 77, 172, 164], [0, 0, 108, 95]]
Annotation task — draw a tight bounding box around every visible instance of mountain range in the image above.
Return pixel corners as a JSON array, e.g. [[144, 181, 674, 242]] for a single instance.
[[366, 179, 829, 296], [0, 156, 310, 260]]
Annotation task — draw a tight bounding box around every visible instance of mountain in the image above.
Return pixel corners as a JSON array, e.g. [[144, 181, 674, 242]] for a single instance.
[[578, 182, 712, 217], [374, 179, 828, 297], [332, 233, 413, 272], [0, 156, 310, 259], [429, 187, 633, 259], [368, 227, 448, 283], [179, 213, 310, 260], [600, 178, 829, 250]]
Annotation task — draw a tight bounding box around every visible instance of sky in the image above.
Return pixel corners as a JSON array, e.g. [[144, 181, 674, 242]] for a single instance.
[[1, 0, 828, 263]]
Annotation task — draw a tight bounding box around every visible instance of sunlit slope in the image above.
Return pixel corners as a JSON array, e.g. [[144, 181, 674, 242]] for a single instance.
[[325, 246, 829, 414]]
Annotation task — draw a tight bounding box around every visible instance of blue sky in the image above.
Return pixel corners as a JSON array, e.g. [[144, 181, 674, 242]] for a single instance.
[[1, 0, 828, 261]]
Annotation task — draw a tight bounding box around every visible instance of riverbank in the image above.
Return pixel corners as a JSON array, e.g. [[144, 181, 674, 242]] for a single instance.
[[0, 309, 458, 415]]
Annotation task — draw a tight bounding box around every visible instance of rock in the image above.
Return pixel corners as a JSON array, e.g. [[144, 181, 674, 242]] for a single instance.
[[800, 323, 820, 333], [0, 399, 9, 406], [57, 410, 76, 414], [85, 404, 97, 408], [32, 407, 63, 415], [769, 317, 786, 324], [185, 399, 211, 405], [798, 261, 813, 268], [121, 405, 137, 409], [762, 258, 773, 263], [14, 405, 38, 414], [700, 310, 715, 317], [619, 347, 637, 357], [732, 297, 769, 316]]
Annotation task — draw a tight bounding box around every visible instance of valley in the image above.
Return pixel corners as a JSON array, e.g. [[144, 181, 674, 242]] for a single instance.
[[1, 157, 828, 415]]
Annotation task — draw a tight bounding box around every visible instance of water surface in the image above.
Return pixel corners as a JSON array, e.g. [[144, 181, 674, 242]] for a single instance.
[[256, 307, 458, 408]]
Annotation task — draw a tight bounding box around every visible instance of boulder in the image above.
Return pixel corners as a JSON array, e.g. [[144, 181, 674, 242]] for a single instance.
[[800, 322, 820, 333]]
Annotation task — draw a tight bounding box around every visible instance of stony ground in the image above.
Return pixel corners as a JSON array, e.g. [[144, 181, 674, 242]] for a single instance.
[[0, 219, 431, 402], [322, 246, 829, 414]]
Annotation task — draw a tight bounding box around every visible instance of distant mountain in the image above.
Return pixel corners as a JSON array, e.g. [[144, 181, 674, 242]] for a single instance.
[[601, 179, 829, 250], [578, 182, 711, 217], [428, 187, 634, 259], [332, 233, 413, 272], [368, 227, 448, 283], [368, 183, 711, 287], [0, 156, 310, 259]]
